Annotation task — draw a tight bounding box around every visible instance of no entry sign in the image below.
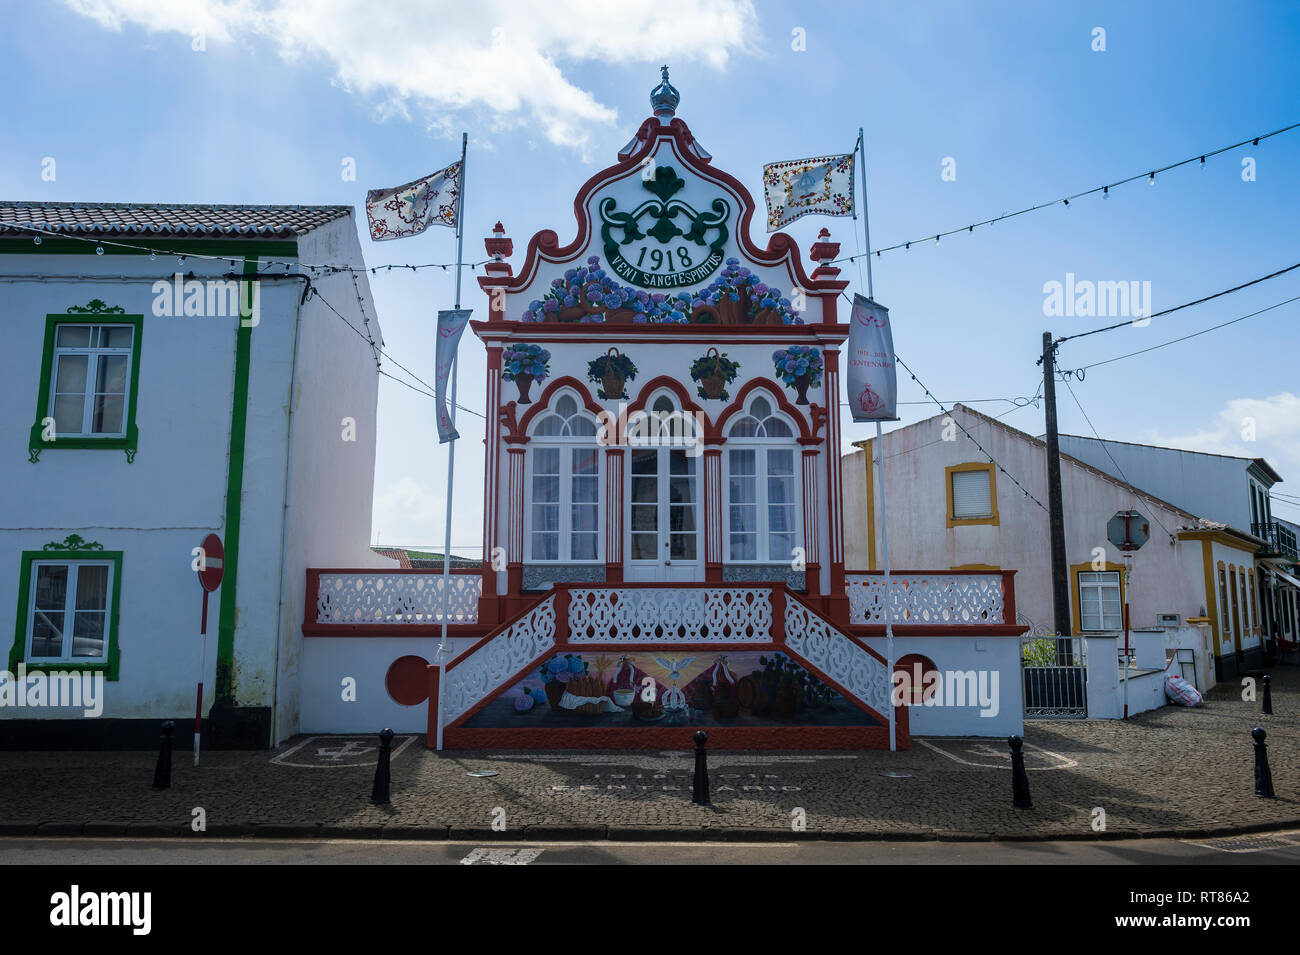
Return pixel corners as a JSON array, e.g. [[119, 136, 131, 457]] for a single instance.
[[197, 533, 224, 592], [1107, 511, 1149, 552]]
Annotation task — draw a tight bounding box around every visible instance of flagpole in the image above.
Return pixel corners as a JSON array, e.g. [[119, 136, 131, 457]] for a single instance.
[[858, 127, 895, 752], [435, 131, 468, 752]]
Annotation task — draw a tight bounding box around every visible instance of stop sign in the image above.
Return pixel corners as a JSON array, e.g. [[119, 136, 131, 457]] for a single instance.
[[1107, 511, 1149, 552], [197, 533, 225, 592]]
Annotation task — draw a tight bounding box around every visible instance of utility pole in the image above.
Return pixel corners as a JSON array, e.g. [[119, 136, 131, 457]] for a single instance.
[[1041, 332, 1072, 637]]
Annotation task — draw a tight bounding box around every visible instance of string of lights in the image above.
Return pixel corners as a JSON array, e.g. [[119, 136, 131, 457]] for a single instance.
[[1, 220, 490, 275], [1056, 262, 1300, 345], [892, 352, 1049, 512], [309, 284, 486, 420], [833, 121, 1300, 264]]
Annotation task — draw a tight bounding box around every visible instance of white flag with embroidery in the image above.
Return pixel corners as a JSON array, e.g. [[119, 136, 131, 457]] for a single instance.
[[846, 294, 897, 421], [761, 153, 855, 231], [366, 161, 461, 241], [434, 309, 471, 443]]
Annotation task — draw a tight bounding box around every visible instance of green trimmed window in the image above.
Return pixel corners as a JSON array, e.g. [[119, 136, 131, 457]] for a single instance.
[[11, 538, 122, 680], [29, 305, 143, 462]]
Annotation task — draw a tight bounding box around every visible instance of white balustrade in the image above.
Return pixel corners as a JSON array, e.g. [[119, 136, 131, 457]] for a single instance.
[[844, 573, 1004, 626], [315, 572, 481, 625], [567, 587, 772, 643], [442, 595, 557, 723], [784, 599, 890, 715]]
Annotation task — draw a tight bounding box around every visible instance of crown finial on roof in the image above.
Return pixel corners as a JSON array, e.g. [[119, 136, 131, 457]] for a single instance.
[[650, 64, 680, 121]]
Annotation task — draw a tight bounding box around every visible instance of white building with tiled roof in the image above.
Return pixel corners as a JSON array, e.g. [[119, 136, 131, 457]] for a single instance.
[[0, 202, 385, 748]]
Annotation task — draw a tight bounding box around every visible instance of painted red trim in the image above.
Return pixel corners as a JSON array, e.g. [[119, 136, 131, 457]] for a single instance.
[[847, 625, 1030, 638], [302, 568, 321, 631], [477, 118, 847, 300], [625, 374, 709, 422], [713, 378, 812, 440], [514, 376, 604, 434], [472, 321, 849, 343], [443, 725, 896, 751], [1001, 570, 1018, 627], [303, 624, 491, 638], [307, 566, 482, 575]]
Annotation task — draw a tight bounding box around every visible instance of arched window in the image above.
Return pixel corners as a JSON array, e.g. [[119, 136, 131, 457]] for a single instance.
[[527, 391, 601, 562], [724, 394, 800, 563]]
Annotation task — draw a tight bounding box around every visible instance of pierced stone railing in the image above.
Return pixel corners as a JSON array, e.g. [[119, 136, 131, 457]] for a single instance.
[[442, 595, 556, 724], [566, 586, 773, 643], [785, 597, 891, 715], [312, 570, 481, 626], [844, 572, 1007, 626]]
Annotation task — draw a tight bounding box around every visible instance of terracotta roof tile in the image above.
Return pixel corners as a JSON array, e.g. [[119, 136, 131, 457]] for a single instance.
[[0, 201, 352, 238]]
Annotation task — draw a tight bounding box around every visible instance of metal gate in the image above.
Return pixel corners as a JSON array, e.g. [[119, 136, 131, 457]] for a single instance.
[[1021, 635, 1087, 719]]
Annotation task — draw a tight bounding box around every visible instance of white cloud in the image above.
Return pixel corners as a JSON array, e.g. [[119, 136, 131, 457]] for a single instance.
[[1147, 392, 1300, 486], [63, 0, 760, 154]]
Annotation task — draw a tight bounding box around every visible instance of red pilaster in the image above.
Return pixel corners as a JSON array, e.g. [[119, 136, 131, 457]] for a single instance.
[[604, 447, 624, 584], [703, 444, 723, 584]]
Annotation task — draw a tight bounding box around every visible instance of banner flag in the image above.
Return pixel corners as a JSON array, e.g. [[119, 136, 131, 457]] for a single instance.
[[761, 153, 855, 231], [366, 161, 462, 241], [846, 294, 898, 421], [434, 308, 471, 443]]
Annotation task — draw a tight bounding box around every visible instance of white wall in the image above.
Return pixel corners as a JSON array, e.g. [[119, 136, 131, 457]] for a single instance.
[[1058, 435, 1254, 532], [845, 406, 1205, 637], [860, 634, 1024, 737]]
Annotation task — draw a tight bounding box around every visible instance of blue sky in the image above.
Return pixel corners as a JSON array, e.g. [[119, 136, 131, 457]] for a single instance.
[[5, 0, 1299, 548]]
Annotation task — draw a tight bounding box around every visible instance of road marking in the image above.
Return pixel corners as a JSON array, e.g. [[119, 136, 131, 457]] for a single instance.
[[916, 738, 1077, 770], [270, 735, 417, 768], [1186, 833, 1300, 853], [460, 847, 543, 865]]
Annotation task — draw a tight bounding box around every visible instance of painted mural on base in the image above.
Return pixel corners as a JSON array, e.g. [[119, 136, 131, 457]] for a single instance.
[[460, 651, 881, 729]]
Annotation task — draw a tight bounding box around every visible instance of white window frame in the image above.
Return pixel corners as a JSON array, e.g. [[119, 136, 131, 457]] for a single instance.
[[26, 559, 114, 664], [48, 323, 135, 438], [1077, 570, 1122, 632], [524, 392, 603, 564], [722, 396, 801, 564]]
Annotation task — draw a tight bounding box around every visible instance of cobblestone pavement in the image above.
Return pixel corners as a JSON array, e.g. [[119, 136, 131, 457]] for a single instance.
[[1, 668, 1296, 842]]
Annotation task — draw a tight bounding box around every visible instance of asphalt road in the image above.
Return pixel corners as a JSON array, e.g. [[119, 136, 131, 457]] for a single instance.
[[3, 833, 1300, 864]]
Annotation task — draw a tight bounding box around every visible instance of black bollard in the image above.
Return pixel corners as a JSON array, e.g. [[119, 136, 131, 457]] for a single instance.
[[1253, 727, 1275, 798], [691, 730, 710, 805], [1009, 735, 1033, 809], [370, 728, 395, 805], [151, 720, 174, 791], [1262, 675, 1273, 715]]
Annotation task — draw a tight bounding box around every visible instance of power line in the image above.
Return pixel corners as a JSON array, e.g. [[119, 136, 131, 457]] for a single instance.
[[1056, 263, 1300, 345], [1059, 375, 1177, 542], [1066, 296, 1300, 373], [832, 121, 1300, 264]]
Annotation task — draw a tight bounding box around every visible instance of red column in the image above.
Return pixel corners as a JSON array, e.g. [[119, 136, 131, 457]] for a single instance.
[[604, 447, 624, 584], [822, 349, 848, 622], [480, 346, 503, 625], [505, 442, 527, 614], [703, 441, 724, 583], [800, 446, 822, 596]]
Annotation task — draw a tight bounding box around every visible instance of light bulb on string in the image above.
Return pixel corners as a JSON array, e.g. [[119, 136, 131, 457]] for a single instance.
[[95, 242, 104, 255], [1147, 172, 1155, 185], [32, 235, 41, 246], [1103, 186, 1109, 200], [1200, 156, 1206, 169]]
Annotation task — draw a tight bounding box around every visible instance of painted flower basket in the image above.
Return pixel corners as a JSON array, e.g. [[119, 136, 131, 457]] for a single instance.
[[587, 347, 638, 400], [699, 258, 761, 325], [690, 347, 741, 401], [772, 345, 823, 405], [502, 343, 551, 403]]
